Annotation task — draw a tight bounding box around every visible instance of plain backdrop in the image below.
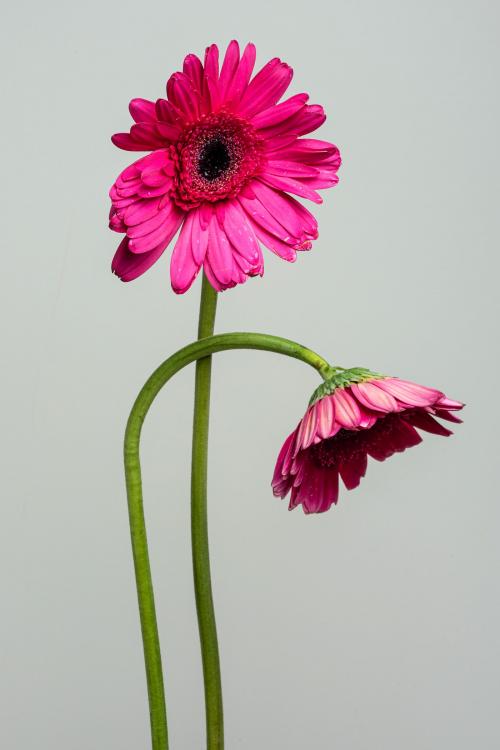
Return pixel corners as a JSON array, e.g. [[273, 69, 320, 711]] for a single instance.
[[1, 1, 499, 748]]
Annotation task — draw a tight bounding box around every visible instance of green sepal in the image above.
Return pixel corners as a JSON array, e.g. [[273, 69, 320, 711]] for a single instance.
[[309, 367, 385, 406]]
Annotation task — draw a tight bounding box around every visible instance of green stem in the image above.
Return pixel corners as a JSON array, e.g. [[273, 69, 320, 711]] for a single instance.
[[123, 331, 332, 750], [191, 274, 221, 749]]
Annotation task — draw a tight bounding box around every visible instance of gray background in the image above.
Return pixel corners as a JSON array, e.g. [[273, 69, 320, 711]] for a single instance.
[[2, 0, 499, 747]]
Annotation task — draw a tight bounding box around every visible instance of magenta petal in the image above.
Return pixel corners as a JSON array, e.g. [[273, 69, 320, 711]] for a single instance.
[[129, 98, 157, 123], [405, 410, 453, 437], [224, 42, 256, 106], [219, 40, 240, 100], [170, 213, 203, 294], [112, 237, 167, 281], [252, 93, 309, 130], [339, 451, 367, 490], [111, 133, 149, 152], [128, 205, 183, 253], [239, 58, 293, 118], [259, 172, 323, 204], [434, 409, 463, 424], [217, 200, 262, 266]]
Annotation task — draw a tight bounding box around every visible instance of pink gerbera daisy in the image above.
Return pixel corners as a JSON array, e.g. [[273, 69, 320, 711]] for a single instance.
[[109, 41, 341, 293], [272, 368, 464, 514]]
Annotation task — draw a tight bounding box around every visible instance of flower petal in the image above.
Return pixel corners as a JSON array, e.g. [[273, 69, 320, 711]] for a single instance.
[[170, 213, 203, 294], [239, 58, 293, 118], [333, 388, 362, 429], [112, 237, 167, 282]]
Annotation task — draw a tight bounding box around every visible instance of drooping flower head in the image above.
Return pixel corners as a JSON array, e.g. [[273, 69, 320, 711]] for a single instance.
[[272, 369, 464, 514], [109, 41, 341, 293]]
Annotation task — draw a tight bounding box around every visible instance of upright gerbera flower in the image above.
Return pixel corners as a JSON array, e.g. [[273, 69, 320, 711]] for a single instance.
[[109, 41, 341, 293], [272, 369, 464, 514]]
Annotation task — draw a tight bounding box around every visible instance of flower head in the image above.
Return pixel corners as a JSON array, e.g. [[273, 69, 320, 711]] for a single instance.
[[109, 41, 341, 293], [272, 368, 463, 514]]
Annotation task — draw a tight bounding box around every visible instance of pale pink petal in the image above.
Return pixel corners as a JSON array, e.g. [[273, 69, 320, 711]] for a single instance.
[[316, 395, 336, 439], [333, 388, 362, 429], [351, 381, 399, 414], [376, 378, 442, 407], [435, 396, 464, 411]]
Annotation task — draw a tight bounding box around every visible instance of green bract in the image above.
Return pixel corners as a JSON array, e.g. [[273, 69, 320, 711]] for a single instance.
[[308, 367, 385, 406]]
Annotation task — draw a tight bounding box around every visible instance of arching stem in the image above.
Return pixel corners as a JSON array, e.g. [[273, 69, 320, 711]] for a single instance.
[[123, 331, 333, 750]]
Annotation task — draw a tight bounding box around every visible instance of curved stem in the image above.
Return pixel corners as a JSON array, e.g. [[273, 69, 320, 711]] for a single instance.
[[191, 275, 221, 749], [123, 331, 332, 750]]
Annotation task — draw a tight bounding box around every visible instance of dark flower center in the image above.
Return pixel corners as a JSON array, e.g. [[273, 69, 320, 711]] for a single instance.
[[309, 411, 418, 469], [311, 428, 363, 468], [198, 137, 231, 182], [172, 112, 264, 210]]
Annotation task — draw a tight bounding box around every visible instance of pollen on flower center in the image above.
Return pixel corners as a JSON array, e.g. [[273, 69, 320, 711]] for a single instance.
[[170, 112, 264, 210], [198, 138, 231, 181]]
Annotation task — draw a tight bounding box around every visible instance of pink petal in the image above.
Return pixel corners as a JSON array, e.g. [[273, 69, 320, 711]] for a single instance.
[[339, 451, 367, 490], [252, 93, 309, 130], [217, 200, 262, 266], [204, 44, 221, 111], [204, 213, 235, 288], [258, 172, 323, 203], [433, 409, 463, 424], [224, 43, 257, 106], [263, 104, 326, 139], [316, 395, 336, 439], [351, 381, 399, 413], [219, 40, 240, 100], [239, 58, 293, 118], [272, 431, 295, 496], [406, 410, 453, 437], [248, 181, 318, 240], [128, 205, 184, 253], [170, 213, 203, 294], [167, 72, 200, 121], [376, 378, 442, 407], [111, 133, 149, 152], [126, 205, 174, 239], [123, 198, 162, 227], [112, 237, 167, 282], [182, 54, 208, 112], [435, 396, 464, 411], [265, 160, 320, 179], [249, 222, 296, 262], [333, 388, 362, 429], [129, 98, 157, 123]]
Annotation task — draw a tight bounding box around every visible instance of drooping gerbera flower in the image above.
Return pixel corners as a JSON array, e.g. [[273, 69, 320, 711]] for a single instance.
[[109, 41, 341, 293], [272, 369, 463, 514]]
